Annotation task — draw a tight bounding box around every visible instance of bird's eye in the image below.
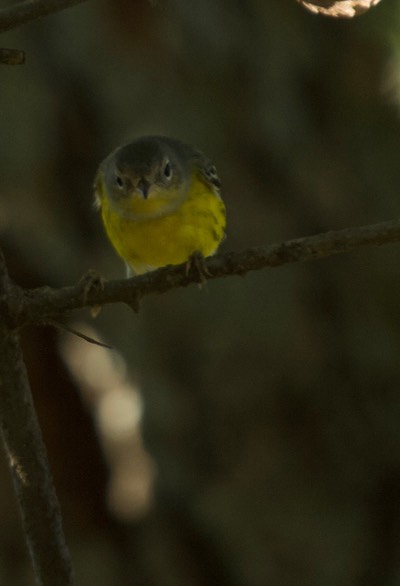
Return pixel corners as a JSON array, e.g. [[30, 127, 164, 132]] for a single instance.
[[163, 160, 172, 180], [114, 174, 124, 189]]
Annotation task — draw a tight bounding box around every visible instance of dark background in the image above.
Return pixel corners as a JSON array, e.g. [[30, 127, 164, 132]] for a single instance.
[[1, 1, 400, 584]]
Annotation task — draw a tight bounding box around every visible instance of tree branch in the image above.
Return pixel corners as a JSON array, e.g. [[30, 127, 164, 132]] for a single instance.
[[0, 0, 88, 34], [1, 217, 399, 584], [9, 218, 400, 327], [0, 250, 75, 586]]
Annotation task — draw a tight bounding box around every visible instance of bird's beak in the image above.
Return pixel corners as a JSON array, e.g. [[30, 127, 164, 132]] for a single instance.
[[137, 178, 150, 199]]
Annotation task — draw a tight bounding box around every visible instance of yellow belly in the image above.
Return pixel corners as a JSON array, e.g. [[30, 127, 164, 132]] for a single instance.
[[100, 176, 226, 274]]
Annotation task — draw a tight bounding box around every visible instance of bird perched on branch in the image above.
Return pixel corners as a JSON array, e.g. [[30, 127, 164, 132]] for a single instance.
[[95, 136, 226, 277]]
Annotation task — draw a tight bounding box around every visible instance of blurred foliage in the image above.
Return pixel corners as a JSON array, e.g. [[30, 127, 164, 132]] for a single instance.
[[1, 0, 400, 584]]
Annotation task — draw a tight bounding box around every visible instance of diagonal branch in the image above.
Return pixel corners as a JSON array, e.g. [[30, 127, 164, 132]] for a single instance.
[[12, 217, 400, 327], [0, 0, 88, 34]]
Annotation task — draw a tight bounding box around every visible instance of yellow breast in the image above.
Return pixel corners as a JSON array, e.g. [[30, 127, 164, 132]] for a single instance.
[[99, 172, 226, 274]]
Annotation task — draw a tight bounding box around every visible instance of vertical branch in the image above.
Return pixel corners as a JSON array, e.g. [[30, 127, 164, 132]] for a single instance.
[[0, 251, 74, 586]]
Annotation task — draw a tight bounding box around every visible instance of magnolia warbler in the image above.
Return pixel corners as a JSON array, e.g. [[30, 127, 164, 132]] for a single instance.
[[94, 136, 226, 276]]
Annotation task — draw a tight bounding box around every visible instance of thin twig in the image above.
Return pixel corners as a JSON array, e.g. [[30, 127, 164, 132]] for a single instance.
[[0, 250, 75, 585], [11, 218, 400, 326], [45, 318, 113, 349], [0, 0, 88, 34]]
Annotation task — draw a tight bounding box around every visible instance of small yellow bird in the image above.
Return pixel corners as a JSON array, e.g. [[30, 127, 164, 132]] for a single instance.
[[94, 136, 226, 276]]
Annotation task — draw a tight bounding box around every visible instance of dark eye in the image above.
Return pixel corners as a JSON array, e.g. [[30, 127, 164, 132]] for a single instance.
[[163, 160, 172, 180], [115, 174, 124, 189]]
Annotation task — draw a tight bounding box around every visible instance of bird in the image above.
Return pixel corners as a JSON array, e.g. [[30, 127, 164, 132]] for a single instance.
[[94, 135, 226, 277]]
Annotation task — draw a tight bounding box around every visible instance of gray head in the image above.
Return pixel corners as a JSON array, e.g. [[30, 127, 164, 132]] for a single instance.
[[101, 136, 202, 201]]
